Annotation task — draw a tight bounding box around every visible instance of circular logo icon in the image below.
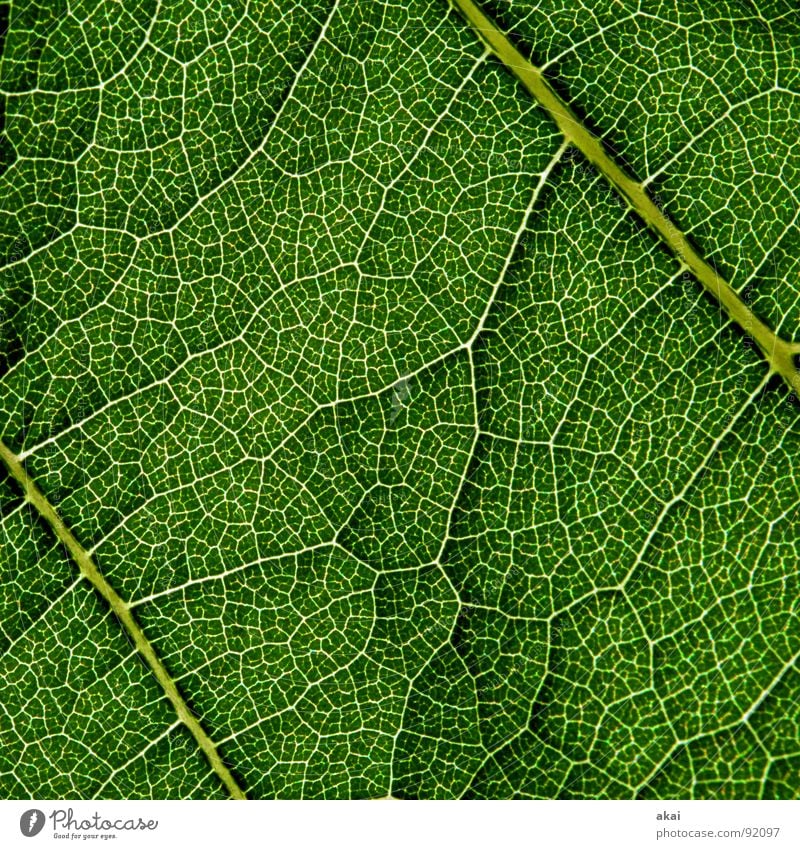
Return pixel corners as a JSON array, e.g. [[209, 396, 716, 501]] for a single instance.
[[19, 810, 45, 837]]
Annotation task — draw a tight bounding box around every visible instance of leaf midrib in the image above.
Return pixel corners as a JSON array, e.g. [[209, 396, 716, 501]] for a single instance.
[[450, 0, 800, 395], [0, 438, 247, 800]]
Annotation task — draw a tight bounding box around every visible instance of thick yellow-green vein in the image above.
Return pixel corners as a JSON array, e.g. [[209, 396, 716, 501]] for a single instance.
[[449, 0, 800, 395], [0, 438, 247, 800]]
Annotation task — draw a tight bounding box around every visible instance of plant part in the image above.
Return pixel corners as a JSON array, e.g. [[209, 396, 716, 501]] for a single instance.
[[0, 0, 798, 800]]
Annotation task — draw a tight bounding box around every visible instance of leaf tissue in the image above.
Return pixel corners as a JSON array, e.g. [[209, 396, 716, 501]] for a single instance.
[[0, 0, 798, 799]]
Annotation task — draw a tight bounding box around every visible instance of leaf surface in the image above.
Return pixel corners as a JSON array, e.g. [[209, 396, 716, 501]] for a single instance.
[[0, 0, 799, 799]]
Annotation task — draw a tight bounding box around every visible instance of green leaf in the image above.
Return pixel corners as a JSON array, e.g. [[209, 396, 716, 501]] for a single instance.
[[1, 0, 799, 800]]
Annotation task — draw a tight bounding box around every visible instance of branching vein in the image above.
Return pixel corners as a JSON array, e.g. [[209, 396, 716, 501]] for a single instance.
[[449, 0, 800, 395], [0, 439, 247, 801]]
